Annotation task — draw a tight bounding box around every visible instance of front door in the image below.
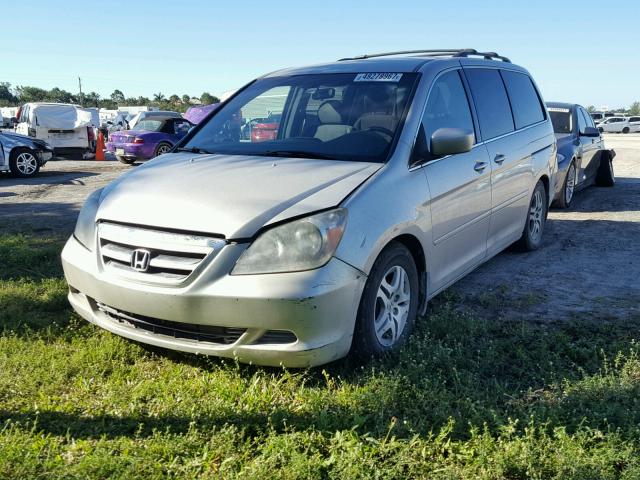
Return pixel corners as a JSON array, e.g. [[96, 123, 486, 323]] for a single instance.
[[417, 69, 492, 292]]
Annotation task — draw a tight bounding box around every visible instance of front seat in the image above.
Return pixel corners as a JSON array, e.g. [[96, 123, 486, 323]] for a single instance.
[[314, 101, 353, 142]]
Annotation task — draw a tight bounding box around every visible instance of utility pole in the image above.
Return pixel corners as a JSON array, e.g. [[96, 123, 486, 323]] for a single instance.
[[78, 76, 84, 107]]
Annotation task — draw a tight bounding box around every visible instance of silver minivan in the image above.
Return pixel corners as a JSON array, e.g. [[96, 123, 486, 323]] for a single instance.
[[62, 49, 557, 367]]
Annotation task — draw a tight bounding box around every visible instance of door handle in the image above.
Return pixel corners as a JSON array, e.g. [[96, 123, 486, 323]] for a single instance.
[[494, 154, 506, 164], [474, 161, 487, 172]]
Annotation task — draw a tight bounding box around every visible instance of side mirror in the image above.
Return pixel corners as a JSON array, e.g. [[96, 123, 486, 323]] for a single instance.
[[431, 128, 474, 157], [581, 126, 600, 137]]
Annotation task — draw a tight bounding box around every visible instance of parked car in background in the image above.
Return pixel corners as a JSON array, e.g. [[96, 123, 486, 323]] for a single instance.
[[63, 49, 557, 367], [0, 129, 53, 177], [184, 104, 220, 125], [589, 111, 615, 124], [106, 115, 193, 164], [250, 113, 282, 142], [597, 116, 637, 133], [14, 103, 93, 158], [629, 116, 640, 132], [128, 110, 182, 130], [547, 102, 615, 208]]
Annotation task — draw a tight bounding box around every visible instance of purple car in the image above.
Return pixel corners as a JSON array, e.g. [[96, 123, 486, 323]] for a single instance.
[[106, 116, 194, 164]]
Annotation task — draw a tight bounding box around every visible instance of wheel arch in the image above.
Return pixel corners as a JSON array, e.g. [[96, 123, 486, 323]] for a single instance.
[[374, 233, 428, 315]]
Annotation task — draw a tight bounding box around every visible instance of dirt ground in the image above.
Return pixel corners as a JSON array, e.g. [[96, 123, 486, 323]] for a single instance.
[[1, 134, 638, 321]]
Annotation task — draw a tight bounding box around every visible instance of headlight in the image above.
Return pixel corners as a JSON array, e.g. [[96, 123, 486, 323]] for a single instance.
[[73, 188, 103, 250], [232, 208, 347, 275]]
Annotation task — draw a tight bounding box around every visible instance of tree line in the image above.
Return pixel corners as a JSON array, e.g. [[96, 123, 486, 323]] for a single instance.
[[0, 82, 220, 113]]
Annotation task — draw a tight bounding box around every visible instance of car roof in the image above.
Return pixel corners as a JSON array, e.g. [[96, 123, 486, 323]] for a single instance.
[[262, 50, 524, 78], [546, 102, 579, 110]]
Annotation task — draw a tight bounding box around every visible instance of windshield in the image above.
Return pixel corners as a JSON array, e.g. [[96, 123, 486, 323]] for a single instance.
[[183, 73, 419, 162], [548, 108, 572, 134], [134, 119, 164, 132]]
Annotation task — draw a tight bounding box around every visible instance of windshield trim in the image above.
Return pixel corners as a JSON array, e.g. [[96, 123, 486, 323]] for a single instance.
[[177, 73, 421, 164]]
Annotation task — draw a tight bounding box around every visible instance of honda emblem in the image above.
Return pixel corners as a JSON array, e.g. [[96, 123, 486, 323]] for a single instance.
[[131, 249, 151, 272]]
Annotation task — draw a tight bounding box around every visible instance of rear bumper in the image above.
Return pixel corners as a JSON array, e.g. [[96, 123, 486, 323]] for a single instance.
[[53, 147, 90, 157], [61, 235, 366, 367], [106, 142, 152, 159]]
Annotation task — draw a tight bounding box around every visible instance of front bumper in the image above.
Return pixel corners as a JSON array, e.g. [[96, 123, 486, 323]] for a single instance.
[[38, 150, 53, 166], [61, 235, 366, 367]]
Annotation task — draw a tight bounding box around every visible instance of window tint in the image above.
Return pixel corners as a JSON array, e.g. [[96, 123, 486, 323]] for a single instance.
[[577, 108, 588, 134], [630, 117, 640, 122], [465, 68, 514, 140], [501, 70, 545, 129], [421, 70, 475, 153]]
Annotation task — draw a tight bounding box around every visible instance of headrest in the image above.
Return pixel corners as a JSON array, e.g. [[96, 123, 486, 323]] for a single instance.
[[318, 101, 343, 124]]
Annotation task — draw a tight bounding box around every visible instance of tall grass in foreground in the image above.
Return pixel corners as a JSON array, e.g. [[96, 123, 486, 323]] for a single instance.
[[1, 233, 639, 479]]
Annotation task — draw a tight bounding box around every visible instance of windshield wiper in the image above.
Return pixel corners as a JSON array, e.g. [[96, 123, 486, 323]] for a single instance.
[[174, 146, 214, 154], [261, 150, 339, 160]]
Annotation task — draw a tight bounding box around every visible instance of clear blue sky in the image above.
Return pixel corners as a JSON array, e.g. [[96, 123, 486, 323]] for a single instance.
[[2, 0, 638, 108]]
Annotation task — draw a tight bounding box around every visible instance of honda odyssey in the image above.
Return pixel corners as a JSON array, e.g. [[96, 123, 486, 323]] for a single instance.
[[62, 49, 557, 367]]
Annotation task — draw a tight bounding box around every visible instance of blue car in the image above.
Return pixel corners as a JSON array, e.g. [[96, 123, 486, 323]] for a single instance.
[[0, 129, 54, 178], [546, 102, 616, 208]]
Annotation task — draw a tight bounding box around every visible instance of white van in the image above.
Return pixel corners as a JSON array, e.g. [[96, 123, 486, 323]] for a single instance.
[[15, 103, 93, 157]]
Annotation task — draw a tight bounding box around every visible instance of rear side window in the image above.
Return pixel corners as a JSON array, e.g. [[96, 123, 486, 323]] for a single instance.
[[465, 68, 514, 140], [501, 70, 545, 129], [630, 117, 640, 122]]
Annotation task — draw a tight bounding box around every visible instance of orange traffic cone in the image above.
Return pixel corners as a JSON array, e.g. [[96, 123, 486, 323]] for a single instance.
[[95, 131, 106, 161]]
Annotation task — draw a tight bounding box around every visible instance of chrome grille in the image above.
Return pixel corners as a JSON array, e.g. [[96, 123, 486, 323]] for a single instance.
[[98, 222, 226, 285]]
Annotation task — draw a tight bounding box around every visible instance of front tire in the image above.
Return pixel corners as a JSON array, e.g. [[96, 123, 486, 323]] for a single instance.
[[352, 242, 419, 360], [514, 180, 547, 252], [9, 149, 40, 178], [556, 161, 576, 209], [622, 127, 630, 134]]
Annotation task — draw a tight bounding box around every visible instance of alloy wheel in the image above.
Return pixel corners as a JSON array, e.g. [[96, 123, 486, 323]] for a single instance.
[[374, 265, 411, 347], [16, 152, 38, 175], [565, 164, 576, 205], [528, 189, 544, 242], [156, 145, 171, 155]]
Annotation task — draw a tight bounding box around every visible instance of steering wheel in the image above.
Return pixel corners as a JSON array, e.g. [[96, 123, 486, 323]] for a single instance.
[[366, 126, 394, 140]]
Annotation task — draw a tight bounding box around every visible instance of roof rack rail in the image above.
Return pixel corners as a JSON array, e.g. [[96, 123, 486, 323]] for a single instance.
[[338, 49, 511, 63]]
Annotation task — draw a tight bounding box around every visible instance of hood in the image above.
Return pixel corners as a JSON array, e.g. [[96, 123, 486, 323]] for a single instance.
[[98, 153, 382, 238], [0, 130, 51, 149]]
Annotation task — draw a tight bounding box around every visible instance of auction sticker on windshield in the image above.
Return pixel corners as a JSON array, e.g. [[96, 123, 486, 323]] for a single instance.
[[354, 73, 403, 82], [547, 107, 571, 113]]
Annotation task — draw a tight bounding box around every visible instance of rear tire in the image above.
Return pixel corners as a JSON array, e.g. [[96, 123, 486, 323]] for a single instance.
[[622, 127, 630, 134], [154, 142, 172, 157], [352, 242, 419, 360], [117, 156, 136, 164], [514, 180, 547, 252], [9, 149, 40, 178], [595, 151, 615, 187], [555, 161, 576, 209]]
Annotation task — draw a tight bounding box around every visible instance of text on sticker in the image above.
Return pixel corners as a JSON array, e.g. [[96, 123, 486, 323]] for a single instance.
[[354, 73, 403, 82]]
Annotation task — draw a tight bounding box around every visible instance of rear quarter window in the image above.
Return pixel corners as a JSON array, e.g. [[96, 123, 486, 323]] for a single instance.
[[500, 70, 545, 129], [465, 68, 514, 140]]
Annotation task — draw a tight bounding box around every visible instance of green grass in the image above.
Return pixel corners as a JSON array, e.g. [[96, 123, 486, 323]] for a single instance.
[[1, 233, 640, 479]]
